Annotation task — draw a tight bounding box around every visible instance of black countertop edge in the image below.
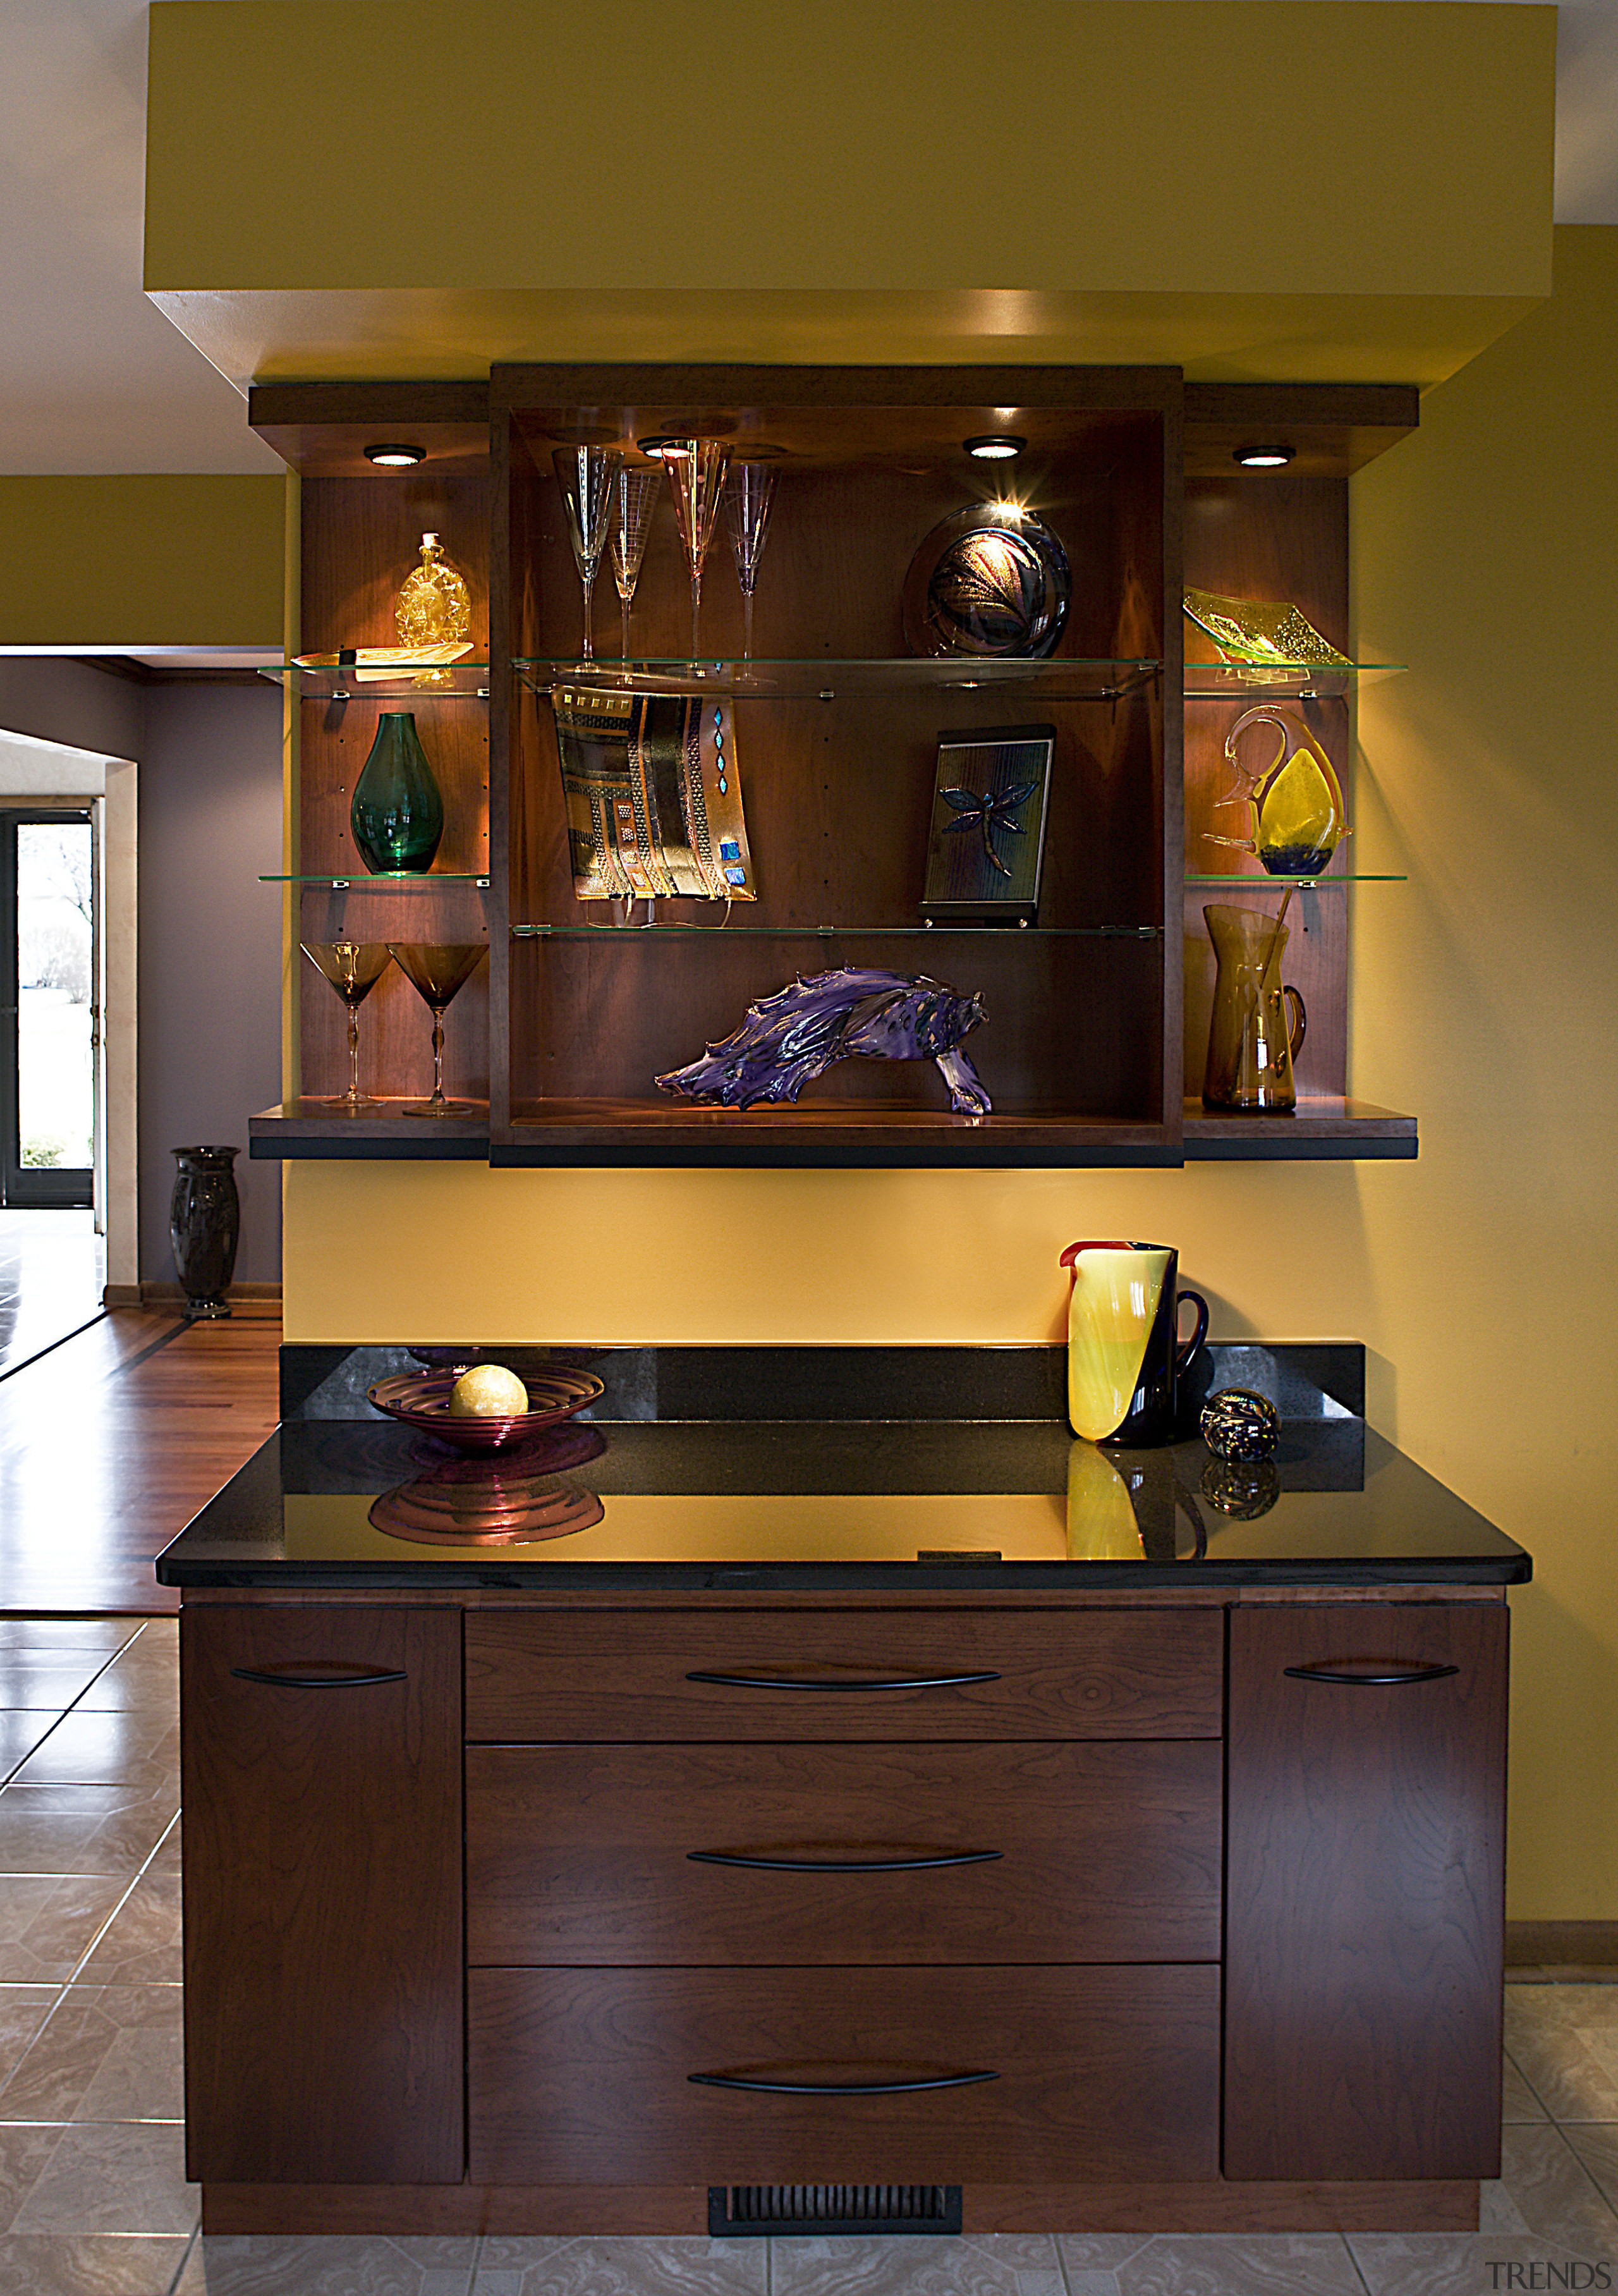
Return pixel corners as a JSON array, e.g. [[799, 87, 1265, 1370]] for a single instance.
[[156, 1557, 1531, 1592]]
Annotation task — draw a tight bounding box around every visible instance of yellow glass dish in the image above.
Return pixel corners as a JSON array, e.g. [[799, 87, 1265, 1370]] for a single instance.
[[1184, 588, 1349, 667]]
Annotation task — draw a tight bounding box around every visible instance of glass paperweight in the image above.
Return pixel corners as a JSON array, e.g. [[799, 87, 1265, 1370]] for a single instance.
[[903, 505, 1070, 660], [350, 712, 445, 876]]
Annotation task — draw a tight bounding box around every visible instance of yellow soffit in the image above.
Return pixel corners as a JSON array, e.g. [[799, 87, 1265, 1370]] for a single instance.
[[149, 285, 1546, 396], [145, 0, 1554, 391]]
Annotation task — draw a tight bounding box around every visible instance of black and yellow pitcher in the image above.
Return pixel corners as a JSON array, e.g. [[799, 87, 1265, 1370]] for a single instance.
[[1059, 1240, 1208, 1446]]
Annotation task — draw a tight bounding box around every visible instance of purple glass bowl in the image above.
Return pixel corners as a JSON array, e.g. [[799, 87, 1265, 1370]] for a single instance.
[[366, 1367, 604, 1452]]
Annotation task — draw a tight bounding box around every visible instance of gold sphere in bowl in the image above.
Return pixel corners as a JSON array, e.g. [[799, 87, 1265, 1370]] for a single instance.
[[448, 1364, 529, 1418]]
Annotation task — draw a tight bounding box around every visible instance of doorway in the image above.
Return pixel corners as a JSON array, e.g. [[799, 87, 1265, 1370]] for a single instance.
[[1, 809, 96, 1209]]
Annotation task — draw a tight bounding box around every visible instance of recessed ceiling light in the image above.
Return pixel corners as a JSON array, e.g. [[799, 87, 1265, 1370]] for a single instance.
[[364, 443, 425, 468], [964, 434, 1026, 460], [636, 436, 678, 458], [1233, 444, 1294, 468]]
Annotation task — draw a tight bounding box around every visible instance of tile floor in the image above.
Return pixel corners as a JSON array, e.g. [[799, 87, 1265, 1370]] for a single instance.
[[2, 1612, 1615, 2296]]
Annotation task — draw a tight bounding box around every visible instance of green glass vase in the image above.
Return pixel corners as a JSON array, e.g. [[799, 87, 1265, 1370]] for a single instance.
[[350, 712, 444, 874]]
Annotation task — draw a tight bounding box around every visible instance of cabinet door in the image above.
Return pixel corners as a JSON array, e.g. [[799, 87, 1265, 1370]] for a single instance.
[[181, 1605, 463, 2185], [1224, 1601, 1507, 2181]]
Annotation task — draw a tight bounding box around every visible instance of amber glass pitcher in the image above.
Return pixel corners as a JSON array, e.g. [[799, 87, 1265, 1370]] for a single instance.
[[1202, 903, 1307, 1112]]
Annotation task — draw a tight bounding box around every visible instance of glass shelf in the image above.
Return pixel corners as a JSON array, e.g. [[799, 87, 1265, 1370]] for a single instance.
[[1185, 872, 1406, 891], [514, 656, 1160, 702], [260, 873, 491, 889], [1184, 663, 1404, 699], [510, 921, 1162, 941], [261, 664, 491, 700]]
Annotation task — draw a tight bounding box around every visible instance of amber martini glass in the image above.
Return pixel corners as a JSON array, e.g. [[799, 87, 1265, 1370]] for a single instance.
[[300, 941, 392, 1108], [386, 943, 486, 1114]]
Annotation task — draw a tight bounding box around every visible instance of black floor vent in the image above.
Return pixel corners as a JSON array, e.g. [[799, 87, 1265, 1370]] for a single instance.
[[709, 2185, 963, 2237]]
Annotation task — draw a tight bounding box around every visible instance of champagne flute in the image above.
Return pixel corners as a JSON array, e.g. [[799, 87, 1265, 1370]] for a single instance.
[[551, 446, 624, 662], [300, 942, 392, 1108], [660, 438, 729, 656], [386, 944, 487, 1114], [610, 463, 663, 661], [724, 460, 778, 661]]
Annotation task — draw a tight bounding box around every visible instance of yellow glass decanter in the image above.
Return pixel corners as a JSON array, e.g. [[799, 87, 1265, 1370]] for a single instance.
[[1214, 704, 1348, 876], [395, 532, 472, 686]]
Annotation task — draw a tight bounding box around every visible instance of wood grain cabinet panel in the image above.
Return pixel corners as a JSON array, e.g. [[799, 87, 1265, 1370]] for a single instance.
[[467, 1738, 1223, 1965], [468, 1963, 1221, 2187], [466, 1608, 1224, 1741], [180, 1606, 464, 2185], [1224, 1602, 1507, 2182]]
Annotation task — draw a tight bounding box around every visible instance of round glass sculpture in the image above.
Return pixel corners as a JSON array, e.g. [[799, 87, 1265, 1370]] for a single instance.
[[903, 505, 1070, 659], [1200, 1386, 1280, 1462]]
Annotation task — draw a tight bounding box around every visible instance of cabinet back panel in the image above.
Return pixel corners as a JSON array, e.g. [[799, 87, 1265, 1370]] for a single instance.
[[508, 930, 1162, 1118]]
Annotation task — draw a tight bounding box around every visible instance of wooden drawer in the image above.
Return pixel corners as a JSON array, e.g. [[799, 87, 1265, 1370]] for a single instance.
[[465, 1608, 1224, 1741], [466, 1738, 1222, 1965], [468, 1963, 1220, 2186]]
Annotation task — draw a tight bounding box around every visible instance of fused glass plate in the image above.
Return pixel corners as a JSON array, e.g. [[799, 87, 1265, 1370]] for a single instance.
[[1183, 589, 1350, 668]]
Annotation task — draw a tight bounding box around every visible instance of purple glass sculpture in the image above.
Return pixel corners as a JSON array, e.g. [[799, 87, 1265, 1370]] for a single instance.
[[656, 967, 990, 1114]]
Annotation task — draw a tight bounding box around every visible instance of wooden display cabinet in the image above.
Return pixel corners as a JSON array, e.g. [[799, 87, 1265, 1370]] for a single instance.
[[492, 362, 1181, 1168], [248, 371, 1418, 1166], [250, 388, 496, 1157]]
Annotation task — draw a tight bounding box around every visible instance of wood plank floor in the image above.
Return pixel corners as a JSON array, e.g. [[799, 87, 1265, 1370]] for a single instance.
[[0, 1307, 281, 1615]]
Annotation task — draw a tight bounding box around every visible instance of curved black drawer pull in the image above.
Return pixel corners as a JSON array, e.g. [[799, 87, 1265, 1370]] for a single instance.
[[688, 1849, 1002, 1874], [1284, 1663, 1460, 1687], [684, 1670, 1001, 1694], [229, 1664, 408, 1689], [689, 2069, 999, 2096]]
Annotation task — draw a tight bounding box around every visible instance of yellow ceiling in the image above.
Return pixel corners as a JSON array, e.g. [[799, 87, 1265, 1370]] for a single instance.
[[145, 0, 1555, 391]]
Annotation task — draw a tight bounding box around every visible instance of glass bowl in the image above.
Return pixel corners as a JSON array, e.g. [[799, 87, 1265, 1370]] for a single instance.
[[365, 1367, 604, 1451]]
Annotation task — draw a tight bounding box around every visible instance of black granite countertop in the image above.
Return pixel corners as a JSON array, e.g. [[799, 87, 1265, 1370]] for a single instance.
[[155, 1344, 1531, 1593]]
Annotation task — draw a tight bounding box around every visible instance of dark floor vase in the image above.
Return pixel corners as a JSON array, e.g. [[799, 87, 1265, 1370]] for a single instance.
[[171, 1145, 240, 1319]]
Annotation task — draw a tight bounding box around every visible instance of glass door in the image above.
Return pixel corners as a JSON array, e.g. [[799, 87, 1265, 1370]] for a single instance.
[[1, 810, 95, 1209]]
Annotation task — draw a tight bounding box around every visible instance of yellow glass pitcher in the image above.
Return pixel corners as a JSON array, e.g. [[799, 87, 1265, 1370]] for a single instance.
[[1201, 903, 1308, 1113], [1059, 1240, 1208, 1445]]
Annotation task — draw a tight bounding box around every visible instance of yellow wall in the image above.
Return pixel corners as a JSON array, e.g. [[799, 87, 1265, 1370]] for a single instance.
[[1351, 224, 1618, 1921], [280, 228, 1618, 1922], [0, 477, 284, 649]]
